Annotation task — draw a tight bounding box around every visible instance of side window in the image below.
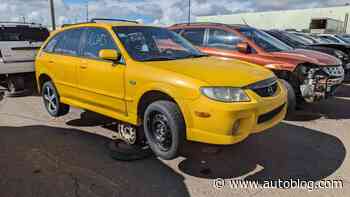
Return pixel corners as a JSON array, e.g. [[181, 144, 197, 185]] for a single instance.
[[82, 28, 118, 59], [43, 34, 62, 53], [207, 29, 244, 50], [181, 28, 205, 46], [54, 29, 83, 56]]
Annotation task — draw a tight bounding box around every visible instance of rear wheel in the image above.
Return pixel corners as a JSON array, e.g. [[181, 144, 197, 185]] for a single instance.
[[280, 79, 296, 118], [42, 81, 70, 117], [143, 101, 185, 160]]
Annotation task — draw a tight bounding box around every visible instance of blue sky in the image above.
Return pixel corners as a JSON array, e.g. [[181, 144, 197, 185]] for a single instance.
[[62, 0, 161, 24], [0, 0, 349, 27]]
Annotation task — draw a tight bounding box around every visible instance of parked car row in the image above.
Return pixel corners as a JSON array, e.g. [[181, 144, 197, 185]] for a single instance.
[[169, 23, 345, 115], [266, 30, 350, 79], [1, 19, 347, 160]]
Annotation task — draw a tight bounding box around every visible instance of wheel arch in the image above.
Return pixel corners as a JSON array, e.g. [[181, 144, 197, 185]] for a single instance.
[[135, 89, 192, 129], [38, 74, 52, 94]]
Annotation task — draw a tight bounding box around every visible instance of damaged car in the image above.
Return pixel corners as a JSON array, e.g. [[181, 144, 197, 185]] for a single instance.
[[169, 23, 345, 116], [265, 30, 350, 80]]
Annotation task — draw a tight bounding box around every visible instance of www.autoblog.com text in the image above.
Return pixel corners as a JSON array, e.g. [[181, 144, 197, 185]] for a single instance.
[[213, 178, 344, 191]]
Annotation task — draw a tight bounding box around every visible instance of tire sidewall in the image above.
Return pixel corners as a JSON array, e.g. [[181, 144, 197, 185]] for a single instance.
[[280, 79, 297, 116], [143, 102, 183, 160]]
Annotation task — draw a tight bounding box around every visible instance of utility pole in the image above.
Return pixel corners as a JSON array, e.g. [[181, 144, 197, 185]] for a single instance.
[[48, 0, 56, 30], [86, 0, 89, 22], [188, 0, 191, 24]]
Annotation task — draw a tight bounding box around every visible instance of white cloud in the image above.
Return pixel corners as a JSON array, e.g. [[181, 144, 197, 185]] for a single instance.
[[0, 0, 349, 27]]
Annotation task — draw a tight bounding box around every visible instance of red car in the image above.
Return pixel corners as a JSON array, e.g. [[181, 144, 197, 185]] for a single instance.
[[169, 23, 345, 115]]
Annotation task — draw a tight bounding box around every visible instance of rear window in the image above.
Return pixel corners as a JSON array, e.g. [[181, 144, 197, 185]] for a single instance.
[[0, 26, 49, 42]]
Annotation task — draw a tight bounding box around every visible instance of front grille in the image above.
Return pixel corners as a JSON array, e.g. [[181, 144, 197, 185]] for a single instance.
[[258, 103, 285, 124], [247, 77, 278, 97]]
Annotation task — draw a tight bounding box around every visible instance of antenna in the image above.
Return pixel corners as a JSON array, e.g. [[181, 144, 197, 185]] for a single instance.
[[188, 0, 191, 24], [86, 0, 89, 22]]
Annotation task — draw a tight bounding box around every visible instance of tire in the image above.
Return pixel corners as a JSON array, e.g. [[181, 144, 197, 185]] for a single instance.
[[143, 101, 186, 160], [6, 77, 26, 97], [0, 91, 4, 102], [280, 79, 296, 118], [42, 81, 70, 117]]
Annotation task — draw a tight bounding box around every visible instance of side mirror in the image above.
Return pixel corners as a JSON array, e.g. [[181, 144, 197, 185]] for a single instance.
[[99, 49, 121, 61], [237, 42, 250, 53]]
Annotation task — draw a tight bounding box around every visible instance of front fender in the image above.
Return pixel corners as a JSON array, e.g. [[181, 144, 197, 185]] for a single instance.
[[126, 82, 196, 127]]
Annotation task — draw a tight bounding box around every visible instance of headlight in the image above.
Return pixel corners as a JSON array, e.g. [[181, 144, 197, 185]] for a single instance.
[[201, 87, 250, 102]]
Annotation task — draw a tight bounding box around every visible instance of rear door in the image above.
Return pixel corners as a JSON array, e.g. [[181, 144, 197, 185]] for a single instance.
[[42, 28, 83, 99]]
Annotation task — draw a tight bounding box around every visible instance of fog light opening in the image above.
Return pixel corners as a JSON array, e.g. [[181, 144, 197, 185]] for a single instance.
[[232, 120, 241, 135], [195, 111, 211, 118]]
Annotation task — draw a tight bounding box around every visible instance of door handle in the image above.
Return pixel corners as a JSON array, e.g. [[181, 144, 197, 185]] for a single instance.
[[48, 60, 54, 63], [80, 65, 88, 69]]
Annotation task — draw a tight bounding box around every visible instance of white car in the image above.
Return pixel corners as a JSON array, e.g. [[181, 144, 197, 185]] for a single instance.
[[0, 22, 49, 96]]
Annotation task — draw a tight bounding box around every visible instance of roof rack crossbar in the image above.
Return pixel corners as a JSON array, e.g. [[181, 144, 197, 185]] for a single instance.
[[171, 22, 250, 28], [90, 18, 139, 24]]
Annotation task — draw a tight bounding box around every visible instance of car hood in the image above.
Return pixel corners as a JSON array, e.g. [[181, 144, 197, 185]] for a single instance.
[[310, 43, 350, 49], [143, 57, 275, 87], [270, 49, 340, 66]]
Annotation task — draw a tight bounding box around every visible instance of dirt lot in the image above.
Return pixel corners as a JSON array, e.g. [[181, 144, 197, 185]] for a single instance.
[[0, 84, 350, 197]]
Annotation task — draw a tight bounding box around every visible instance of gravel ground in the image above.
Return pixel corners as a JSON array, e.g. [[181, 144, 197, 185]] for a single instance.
[[0, 84, 349, 197]]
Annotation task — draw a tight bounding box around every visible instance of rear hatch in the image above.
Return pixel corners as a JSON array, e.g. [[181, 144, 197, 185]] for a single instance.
[[0, 25, 49, 63]]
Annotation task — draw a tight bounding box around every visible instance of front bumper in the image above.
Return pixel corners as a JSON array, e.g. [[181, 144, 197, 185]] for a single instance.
[[300, 66, 344, 102], [182, 81, 287, 145]]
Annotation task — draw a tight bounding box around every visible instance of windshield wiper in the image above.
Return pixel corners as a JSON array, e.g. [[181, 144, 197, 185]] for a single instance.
[[178, 54, 209, 59], [141, 57, 177, 61]]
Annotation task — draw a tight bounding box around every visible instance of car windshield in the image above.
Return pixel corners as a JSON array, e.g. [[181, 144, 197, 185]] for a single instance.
[[285, 32, 315, 45], [319, 35, 344, 44], [238, 28, 293, 52], [335, 35, 350, 44], [305, 34, 330, 44], [113, 26, 206, 61], [339, 35, 350, 43]]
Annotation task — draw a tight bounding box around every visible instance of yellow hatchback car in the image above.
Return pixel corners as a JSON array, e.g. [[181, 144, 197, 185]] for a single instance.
[[36, 19, 287, 160]]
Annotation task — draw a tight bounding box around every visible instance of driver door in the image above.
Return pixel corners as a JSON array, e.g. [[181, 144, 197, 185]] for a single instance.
[[77, 27, 126, 114], [200, 28, 256, 62]]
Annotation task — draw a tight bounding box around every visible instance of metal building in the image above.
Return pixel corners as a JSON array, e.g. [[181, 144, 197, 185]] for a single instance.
[[197, 5, 350, 33]]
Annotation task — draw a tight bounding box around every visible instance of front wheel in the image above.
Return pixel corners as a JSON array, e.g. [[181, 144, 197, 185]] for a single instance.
[[42, 81, 70, 117], [143, 101, 186, 160], [280, 79, 296, 118]]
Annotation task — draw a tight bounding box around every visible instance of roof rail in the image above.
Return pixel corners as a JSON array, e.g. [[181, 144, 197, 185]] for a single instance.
[[90, 18, 139, 24], [61, 22, 91, 28], [171, 22, 228, 27], [0, 21, 42, 26]]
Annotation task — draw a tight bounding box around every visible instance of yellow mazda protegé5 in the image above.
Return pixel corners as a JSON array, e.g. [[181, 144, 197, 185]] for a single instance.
[[36, 19, 287, 160]]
